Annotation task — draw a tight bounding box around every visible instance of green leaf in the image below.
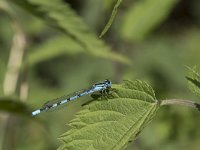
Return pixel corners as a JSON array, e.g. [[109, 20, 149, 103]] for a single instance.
[[121, 0, 178, 41], [99, 0, 123, 38], [58, 80, 159, 150], [10, 0, 130, 64], [186, 66, 200, 99], [26, 35, 83, 67], [0, 98, 32, 116]]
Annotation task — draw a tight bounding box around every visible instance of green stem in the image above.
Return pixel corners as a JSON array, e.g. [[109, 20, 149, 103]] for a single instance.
[[161, 99, 200, 111]]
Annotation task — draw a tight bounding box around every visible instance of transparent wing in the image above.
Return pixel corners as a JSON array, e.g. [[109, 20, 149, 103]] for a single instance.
[[41, 86, 94, 108]]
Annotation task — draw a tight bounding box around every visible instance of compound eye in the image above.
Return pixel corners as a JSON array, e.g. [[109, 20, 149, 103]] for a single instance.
[[105, 79, 110, 83], [105, 79, 112, 86]]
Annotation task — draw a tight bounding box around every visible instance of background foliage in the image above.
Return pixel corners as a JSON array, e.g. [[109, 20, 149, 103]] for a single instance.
[[0, 0, 200, 149]]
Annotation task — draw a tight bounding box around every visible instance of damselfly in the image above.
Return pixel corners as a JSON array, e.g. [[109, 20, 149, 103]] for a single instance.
[[32, 79, 112, 116]]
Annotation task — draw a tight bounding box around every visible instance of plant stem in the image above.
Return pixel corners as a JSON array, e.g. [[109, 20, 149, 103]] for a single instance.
[[161, 99, 200, 111], [0, 1, 27, 150]]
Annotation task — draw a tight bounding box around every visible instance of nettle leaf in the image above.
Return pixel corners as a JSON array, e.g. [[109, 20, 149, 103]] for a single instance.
[[99, 0, 123, 38], [121, 0, 178, 41], [10, 0, 130, 64], [186, 67, 200, 99], [58, 80, 159, 150]]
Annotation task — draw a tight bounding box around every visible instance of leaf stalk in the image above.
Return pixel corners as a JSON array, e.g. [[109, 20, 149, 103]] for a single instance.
[[161, 99, 200, 111]]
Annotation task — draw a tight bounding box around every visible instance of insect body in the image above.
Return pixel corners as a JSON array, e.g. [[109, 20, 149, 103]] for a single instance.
[[32, 80, 112, 116]]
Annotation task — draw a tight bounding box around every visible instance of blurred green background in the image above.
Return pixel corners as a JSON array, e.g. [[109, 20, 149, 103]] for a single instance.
[[0, 0, 200, 149]]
